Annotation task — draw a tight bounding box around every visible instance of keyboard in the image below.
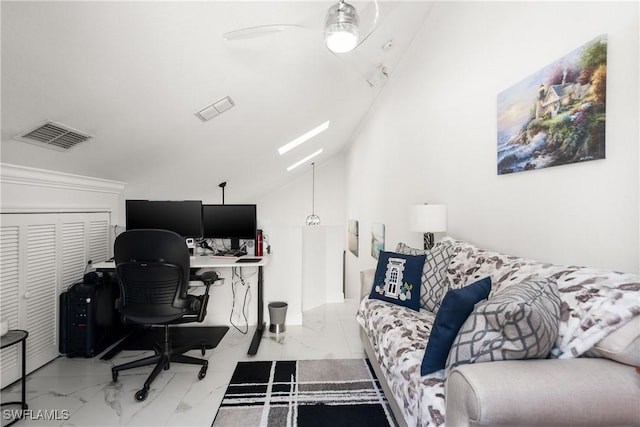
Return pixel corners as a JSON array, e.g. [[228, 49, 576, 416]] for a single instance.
[[235, 258, 261, 263], [216, 249, 247, 257]]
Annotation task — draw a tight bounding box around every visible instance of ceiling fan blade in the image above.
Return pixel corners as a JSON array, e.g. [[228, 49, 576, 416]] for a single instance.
[[356, 0, 380, 44], [223, 24, 304, 41], [353, 0, 399, 50]]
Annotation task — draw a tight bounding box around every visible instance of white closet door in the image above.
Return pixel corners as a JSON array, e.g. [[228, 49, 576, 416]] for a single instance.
[[0, 224, 21, 385], [60, 216, 86, 293], [24, 216, 58, 375], [0, 212, 110, 387], [87, 216, 109, 266]]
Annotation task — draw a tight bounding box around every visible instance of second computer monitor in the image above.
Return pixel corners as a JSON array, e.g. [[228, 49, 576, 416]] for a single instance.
[[202, 204, 257, 249]]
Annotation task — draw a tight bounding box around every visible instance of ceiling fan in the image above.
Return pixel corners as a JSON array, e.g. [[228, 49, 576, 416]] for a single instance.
[[223, 0, 381, 54]]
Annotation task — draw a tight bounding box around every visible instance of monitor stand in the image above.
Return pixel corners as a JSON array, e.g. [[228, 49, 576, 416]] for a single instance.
[[230, 238, 240, 251], [228, 238, 246, 256]]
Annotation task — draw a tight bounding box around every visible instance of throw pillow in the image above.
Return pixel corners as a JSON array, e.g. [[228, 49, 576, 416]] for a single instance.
[[396, 240, 455, 314], [369, 251, 426, 312], [446, 278, 561, 372], [421, 276, 491, 375]]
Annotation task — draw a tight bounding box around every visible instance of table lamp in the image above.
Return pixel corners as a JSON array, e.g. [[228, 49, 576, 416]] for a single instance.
[[409, 204, 447, 250]]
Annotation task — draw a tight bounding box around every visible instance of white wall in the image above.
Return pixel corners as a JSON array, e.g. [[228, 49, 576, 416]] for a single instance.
[[344, 1, 639, 298], [182, 154, 348, 326], [264, 226, 303, 325], [112, 151, 347, 231], [302, 225, 344, 311], [255, 154, 346, 230], [256, 155, 346, 320]]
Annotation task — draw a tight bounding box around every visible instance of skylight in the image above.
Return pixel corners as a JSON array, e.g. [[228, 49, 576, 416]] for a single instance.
[[278, 121, 330, 155], [287, 149, 323, 172]]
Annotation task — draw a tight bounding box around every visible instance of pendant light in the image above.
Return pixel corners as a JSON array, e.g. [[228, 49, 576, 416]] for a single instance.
[[324, 0, 359, 54], [306, 162, 321, 225]]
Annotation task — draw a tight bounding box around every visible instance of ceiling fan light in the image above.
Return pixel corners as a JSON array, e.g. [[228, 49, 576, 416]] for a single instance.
[[325, 25, 359, 53], [324, 1, 359, 53]]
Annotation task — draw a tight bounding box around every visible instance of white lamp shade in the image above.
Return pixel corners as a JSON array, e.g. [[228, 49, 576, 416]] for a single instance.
[[409, 204, 447, 232]]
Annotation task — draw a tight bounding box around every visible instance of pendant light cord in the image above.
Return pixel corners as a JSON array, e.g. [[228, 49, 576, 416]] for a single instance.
[[311, 162, 316, 215], [306, 162, 321, 225]]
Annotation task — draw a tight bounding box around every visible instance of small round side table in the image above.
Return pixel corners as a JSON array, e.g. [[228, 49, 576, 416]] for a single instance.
[[1, 330, 29, 426]]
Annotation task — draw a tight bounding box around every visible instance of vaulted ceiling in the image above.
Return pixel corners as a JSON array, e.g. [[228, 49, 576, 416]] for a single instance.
[[1, 1, 431, 201]]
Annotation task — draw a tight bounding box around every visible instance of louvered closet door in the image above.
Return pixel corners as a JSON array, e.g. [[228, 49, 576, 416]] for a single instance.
[[60, 216, 87, 293], [87, 215, 109, 271], [0, 223, 21, 386], [24, 215, 59, 376], [58, 213, 110, 292], [0, 212, 110, 387]]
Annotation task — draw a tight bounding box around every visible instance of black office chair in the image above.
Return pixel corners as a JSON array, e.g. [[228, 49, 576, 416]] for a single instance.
[[110, 229, 218, 402]]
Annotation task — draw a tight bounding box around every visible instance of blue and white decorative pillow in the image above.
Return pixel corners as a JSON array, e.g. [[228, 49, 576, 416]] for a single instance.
[[369, 251, 426, 312]]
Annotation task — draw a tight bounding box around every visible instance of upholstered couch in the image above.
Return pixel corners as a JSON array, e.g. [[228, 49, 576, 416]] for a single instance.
[[357, 237, 640, 427]]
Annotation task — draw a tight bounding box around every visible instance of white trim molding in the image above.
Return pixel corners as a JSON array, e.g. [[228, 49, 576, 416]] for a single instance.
[[0, 163, 126, 194], [0, 205, 115, 214]]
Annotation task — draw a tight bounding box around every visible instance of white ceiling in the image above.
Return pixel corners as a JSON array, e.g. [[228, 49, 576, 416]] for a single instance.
[[1, 1, 431, 201]]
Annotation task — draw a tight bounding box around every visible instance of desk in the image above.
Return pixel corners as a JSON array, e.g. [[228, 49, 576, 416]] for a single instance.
[[1, 330, 29, 427], [94, 255, 269, 356]]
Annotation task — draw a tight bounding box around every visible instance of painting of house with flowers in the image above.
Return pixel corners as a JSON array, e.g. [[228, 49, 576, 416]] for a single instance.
[[497, 35, 607, 175]]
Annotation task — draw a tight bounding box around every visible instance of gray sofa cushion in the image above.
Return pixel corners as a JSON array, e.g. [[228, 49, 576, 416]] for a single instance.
[[447, 278, 561, 371], [396, 239, 455, 313]]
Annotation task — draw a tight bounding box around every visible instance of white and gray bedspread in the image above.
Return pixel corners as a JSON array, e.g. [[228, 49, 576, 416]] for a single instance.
[[357, 297, 446, 427]]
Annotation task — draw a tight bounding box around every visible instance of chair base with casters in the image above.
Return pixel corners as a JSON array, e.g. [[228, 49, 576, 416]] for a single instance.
[[111, 324, 208, 401]]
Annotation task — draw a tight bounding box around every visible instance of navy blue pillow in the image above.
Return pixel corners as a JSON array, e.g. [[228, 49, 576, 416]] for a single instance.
[[369, 251, 426, 311], [421, 277, 492, 375]]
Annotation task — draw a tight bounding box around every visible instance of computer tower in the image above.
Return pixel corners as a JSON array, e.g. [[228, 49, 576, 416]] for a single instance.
[[59, 274, 125, 357]]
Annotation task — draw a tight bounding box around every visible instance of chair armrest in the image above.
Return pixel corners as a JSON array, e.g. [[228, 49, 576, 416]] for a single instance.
[[190, 270, 219, 286], [446, 358, 640, 427], [189, 271, 220, 322], [360, 269, 376, 299]]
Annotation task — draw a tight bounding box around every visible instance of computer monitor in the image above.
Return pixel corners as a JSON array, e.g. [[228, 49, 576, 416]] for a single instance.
[[202, 204, 257, 249], [125, 200, 203, 238]]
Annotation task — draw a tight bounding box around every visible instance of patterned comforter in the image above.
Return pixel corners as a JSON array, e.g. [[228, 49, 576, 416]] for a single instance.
[[356, 298, 446, 427]]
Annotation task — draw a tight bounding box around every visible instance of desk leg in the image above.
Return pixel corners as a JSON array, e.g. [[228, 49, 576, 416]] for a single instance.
[[247, 266, 265, 356]]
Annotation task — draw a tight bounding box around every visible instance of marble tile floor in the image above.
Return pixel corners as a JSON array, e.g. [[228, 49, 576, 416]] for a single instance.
[[1, 299, 365, 427]]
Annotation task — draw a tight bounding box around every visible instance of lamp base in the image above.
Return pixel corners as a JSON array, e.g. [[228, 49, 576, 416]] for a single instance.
[[423, 232, 435, 250]]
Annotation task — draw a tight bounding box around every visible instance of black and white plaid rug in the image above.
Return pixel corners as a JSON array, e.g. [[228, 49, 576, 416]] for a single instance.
[[212, 359, 397, 427]]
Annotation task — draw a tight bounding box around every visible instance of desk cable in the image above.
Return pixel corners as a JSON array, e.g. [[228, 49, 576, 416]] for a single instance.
[[199, 238, 249, 256], [229, 267, 255, 334]]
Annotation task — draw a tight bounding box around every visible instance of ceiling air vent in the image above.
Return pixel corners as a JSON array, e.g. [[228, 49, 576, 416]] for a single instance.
[[13, 120, 92, 151], [195, 96, 235, 122]]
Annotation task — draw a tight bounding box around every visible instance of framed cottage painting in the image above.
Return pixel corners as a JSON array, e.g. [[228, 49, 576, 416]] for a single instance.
[[497, 35, 607, 175]]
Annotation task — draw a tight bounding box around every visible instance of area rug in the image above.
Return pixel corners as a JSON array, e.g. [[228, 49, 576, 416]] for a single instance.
[[212, 359, 397, 427]]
